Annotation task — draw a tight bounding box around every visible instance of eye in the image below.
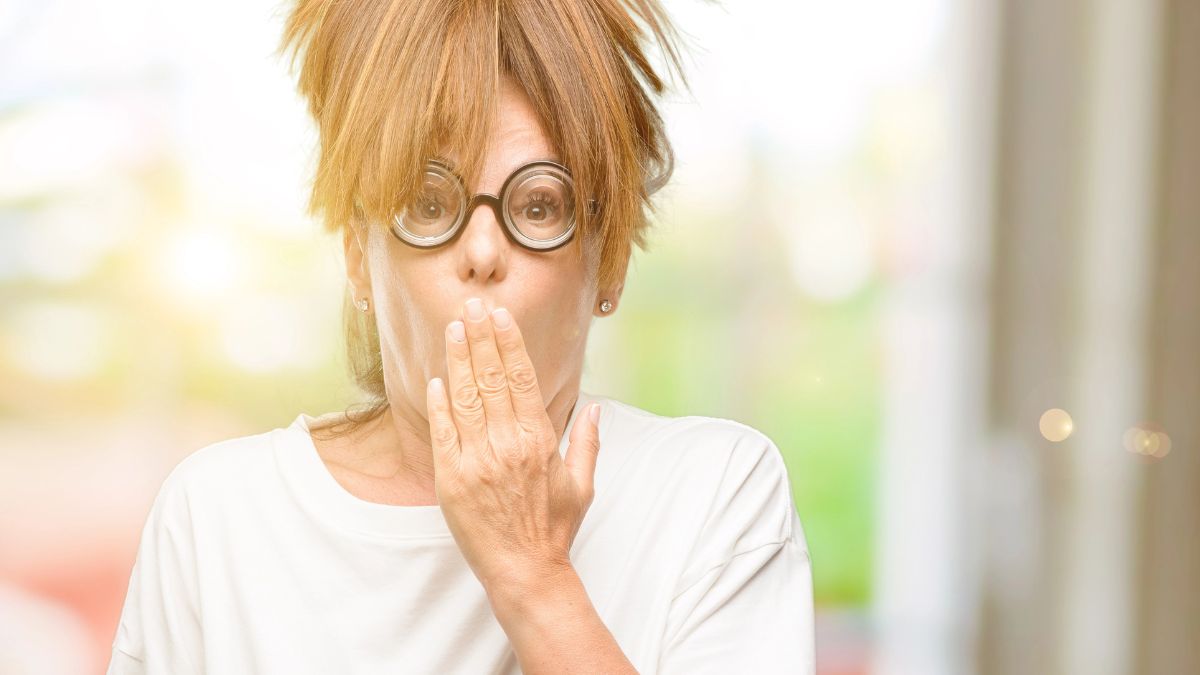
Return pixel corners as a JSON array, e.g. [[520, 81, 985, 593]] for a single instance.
[[408, 191, 456, 225], [518, 191, 560, 222], [417, 197, 444, 220]]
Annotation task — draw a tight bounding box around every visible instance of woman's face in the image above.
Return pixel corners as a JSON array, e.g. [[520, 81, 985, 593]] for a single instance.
[[343, 74, 625, 442]]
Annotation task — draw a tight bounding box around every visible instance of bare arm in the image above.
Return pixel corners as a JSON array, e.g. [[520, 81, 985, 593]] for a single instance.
[[485, 563, 638, 675]]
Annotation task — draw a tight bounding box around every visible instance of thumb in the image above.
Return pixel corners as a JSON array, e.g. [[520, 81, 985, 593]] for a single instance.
[[563, 402, 602, 504]]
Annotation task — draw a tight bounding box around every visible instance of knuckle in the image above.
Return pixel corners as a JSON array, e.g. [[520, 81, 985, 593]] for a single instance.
[[432, 424, 458, 446], [475, 365, 508, 393], [507, 364, 539, 393], [529, 427, 556, 451], [500, 448, 533, 472], [451, 385, 483, 414], [476, 462, 499, 486]]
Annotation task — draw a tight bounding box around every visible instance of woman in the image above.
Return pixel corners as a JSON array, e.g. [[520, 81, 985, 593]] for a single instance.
[[108, 0, 814, 673]]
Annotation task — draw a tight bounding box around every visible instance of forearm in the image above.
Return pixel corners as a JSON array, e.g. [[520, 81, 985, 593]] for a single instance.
[[485, 564, 638, 675]]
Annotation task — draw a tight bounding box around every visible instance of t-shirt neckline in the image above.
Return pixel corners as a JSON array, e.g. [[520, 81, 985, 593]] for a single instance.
[[276, 389, 596, 540]]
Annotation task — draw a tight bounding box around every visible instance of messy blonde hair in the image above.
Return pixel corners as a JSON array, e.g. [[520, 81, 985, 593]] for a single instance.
[[277, 0, 688, 438]]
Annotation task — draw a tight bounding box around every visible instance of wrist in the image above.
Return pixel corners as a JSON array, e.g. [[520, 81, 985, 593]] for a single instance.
[[484, 558, 580, 614]]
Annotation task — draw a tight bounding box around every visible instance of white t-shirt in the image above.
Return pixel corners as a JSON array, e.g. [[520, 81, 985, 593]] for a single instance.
[[107, 389, 814, 674]]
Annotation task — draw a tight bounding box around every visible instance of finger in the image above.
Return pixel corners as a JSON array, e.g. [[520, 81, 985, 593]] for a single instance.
[[425, 377, 462, 475], [489, 306, 550, 436], [445, 319, 489, 455], [461, 298, 519, 446], [563, 402, 602, 507]]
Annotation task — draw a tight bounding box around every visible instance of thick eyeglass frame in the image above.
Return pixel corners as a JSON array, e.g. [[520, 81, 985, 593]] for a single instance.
[[389, 158, 601, 252]]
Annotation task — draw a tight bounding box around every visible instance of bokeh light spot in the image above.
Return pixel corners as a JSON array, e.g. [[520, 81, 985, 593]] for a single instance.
[[1123, 424, 1171, 459], [1039, 408, 1074, 442]]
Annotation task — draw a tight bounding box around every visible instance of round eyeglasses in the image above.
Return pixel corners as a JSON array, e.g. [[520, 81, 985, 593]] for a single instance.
[[389, 158, 600, 252]]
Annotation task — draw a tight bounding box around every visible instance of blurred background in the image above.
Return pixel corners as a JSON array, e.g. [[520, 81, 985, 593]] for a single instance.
[[0, 0, 1196, 673]]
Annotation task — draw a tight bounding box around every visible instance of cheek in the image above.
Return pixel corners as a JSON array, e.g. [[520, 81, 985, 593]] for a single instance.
[[370, 272, 445, 360], [521, 280, 592, 350]]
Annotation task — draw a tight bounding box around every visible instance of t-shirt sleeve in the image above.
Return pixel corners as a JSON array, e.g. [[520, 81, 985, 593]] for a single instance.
[[657, 427, 815, 674], [107, 462, 205, 675]]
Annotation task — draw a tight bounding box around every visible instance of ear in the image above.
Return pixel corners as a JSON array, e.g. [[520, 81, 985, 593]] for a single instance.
[[343, 222, 372, 304], [593, 252, 629, 317]]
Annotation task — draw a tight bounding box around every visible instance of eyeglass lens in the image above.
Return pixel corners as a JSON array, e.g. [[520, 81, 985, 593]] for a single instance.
[[394, 162, 576, 246]]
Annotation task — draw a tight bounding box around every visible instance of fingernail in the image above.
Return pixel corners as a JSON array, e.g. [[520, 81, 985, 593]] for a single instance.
[[448, 321, 466, 342], [492, 307, 511, 328], [465, 298, 485, 321], [589, 403, 600, 423]]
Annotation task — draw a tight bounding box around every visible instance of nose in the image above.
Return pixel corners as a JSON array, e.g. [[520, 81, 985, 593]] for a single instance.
[[457, 194, 509, 282]]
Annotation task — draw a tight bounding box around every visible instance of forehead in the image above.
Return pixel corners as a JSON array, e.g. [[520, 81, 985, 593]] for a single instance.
[[435, 75, 563, 180]]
